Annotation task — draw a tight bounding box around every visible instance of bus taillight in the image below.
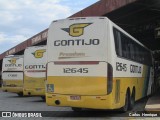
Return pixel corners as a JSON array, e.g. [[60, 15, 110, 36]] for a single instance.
[[107, 63, 113, 95]]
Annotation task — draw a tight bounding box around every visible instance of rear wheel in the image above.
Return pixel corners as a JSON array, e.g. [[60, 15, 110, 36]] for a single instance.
[[3, 90, 7, 92], [17, 92, 23, 97], [120, 92, 129, 112], [41, 96, 46, 101], [151, 83, 155, 95], [129, 90, 135, 110]]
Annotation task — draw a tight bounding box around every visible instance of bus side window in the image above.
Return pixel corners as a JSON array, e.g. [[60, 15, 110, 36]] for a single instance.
[[113, 27, 152, 66], [121, 34, 130, 59], [113, 28, 122, 57]]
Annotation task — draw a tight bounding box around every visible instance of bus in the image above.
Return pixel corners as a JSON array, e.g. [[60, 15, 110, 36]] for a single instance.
[[2, 55, 24, 96], [23, 46, 46, 100], [46, 17, 154, 111]]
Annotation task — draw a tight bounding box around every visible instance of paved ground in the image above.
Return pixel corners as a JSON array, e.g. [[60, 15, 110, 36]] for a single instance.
[[0, 90, 156, 120], [0, 91, 70, 111]]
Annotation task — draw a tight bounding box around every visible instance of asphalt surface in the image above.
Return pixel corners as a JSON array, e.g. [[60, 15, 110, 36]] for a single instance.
[[0, 90, 154, 120]]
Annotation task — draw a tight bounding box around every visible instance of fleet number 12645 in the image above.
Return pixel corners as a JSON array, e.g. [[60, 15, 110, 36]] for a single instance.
[[63, 68, 88, 73]]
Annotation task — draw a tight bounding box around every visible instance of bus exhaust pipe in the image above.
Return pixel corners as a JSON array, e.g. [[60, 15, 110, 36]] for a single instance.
[[55, 100, 60, 105]]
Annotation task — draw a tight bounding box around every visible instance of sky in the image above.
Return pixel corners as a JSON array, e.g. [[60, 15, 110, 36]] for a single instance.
[[0, 0, 99, 54]]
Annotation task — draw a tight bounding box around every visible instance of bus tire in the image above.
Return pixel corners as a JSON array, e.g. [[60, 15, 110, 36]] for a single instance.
[[120, 91, 129, 112], [71, 107, 82, 112], [3, 90, 7, 92], [129, 89, 135, 110], [151, 84, 155, 95], [41, 96, 46, 101], [17, 92, 23, 97]]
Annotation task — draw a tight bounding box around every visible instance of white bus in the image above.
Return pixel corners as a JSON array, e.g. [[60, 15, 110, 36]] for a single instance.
[[2, 55, 24, 96], [23, 46, 46, 100], [46, 17, 154, 111]]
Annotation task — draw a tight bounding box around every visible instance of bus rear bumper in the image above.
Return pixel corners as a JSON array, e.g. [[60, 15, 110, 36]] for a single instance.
[[23, 88, 45, 96], [2, 86, 23, 93], [46, 93, 114, 109]]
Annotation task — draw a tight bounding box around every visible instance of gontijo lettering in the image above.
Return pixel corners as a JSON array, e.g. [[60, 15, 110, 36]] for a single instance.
[[5, 64, 22, 67], [130, 64, 141, 73], [54, 39, 100, 46], [25, 65, 46, 69]]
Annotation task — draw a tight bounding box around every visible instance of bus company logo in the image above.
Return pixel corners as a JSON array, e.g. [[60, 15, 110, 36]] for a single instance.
[[61, 23, 92, 37], [8, 58, 18, 64], [32, 49, 46, 58]]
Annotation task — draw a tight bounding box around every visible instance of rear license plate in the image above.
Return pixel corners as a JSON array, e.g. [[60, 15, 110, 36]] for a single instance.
[[70, 96, 81, 100]]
